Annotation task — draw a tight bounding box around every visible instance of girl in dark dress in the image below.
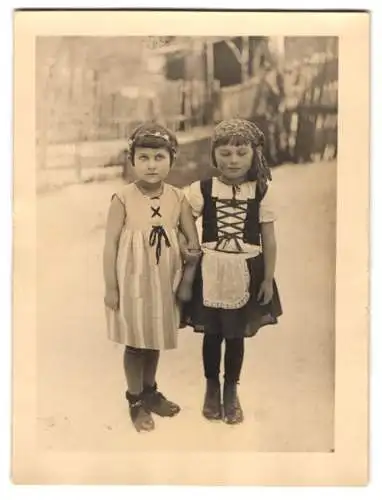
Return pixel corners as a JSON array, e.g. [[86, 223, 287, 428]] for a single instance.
[[182, 119, 282, 425]]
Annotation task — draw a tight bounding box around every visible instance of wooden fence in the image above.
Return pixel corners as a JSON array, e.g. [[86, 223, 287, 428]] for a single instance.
[[218, 54, 338, 165], [292, 57, 338, 163], [219, 76, 260, 120], [37, 49, 338, 192]]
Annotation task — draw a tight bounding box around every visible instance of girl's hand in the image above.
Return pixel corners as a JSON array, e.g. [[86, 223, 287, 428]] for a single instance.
[[257, 279, 273, 305], [104, 288, 119, 311], [183, 244, 202, 263], [178, 232, 189, 257], [179, 232, 201, 262]]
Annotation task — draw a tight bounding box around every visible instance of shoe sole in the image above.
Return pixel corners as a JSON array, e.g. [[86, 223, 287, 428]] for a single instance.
[[134, 426, 155, 433], [203, 415, 222, 422], [150, 408, 181, 418], [223, 417, 244, 425]]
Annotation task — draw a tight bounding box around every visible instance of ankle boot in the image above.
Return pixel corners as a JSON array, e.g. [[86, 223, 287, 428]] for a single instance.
[[125, 391, 155, 432], [202, 378, 222, 420], [223, 381, 244, 425], [143, 383, 181, 417]]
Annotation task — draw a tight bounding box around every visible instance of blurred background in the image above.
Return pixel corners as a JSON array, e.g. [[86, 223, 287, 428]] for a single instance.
[[36, 35, 338, 191]]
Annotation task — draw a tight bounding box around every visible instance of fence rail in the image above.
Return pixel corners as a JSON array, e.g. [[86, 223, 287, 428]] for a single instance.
[[219, 76, 260, 120]]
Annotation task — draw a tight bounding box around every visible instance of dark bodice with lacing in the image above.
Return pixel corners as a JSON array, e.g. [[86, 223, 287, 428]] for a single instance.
[[200, 178, 266, 251]]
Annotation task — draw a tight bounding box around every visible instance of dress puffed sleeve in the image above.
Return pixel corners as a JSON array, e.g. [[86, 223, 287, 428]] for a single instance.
[[259, 182, 277, 223], [183, 181, 204, 218]]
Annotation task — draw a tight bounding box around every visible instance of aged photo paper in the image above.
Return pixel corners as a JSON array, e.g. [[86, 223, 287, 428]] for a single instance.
[[12, 10, 369, 485]]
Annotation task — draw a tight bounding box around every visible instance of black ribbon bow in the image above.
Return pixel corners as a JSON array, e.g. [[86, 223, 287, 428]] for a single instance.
[[215, 234, 243, 252], [149, 225, 171, 264]]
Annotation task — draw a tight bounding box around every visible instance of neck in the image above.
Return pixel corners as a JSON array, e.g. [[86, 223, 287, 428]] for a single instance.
[[136, 180, 164, 193], [219, 175, 247, 186]]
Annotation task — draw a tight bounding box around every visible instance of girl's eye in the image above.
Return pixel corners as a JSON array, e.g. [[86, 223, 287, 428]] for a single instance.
[[219, 151, 231, 157], [155, 154, 165, 161], [237, 150, 249, 157], [138, 155, 149, 161]]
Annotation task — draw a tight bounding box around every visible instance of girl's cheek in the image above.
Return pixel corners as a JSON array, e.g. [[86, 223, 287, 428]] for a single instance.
[[217, 156, 229, 166]]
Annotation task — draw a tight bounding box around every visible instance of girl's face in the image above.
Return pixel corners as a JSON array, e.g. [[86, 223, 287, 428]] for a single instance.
[[133, 147, 171, 184], [214, 143, 254, 182]]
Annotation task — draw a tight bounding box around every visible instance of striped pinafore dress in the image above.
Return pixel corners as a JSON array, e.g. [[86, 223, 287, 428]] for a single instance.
[[105, 182, 184, 350]]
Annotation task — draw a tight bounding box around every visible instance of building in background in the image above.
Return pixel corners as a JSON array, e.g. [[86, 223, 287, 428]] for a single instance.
[[36, 35, 338, 189]]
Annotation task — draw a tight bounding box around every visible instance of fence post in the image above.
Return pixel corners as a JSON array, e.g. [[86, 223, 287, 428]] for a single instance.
[[74, 123, 83, 182], [205, 40, 215, 124], [241, 36, 250, 82]]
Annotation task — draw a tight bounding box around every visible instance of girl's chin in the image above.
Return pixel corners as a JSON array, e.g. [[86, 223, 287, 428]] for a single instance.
[[138, 176, 163, 184], [221, 171, 248, 180]]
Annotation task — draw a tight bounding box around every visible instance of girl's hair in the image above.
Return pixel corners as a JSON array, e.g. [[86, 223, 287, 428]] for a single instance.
[[212, 132, 272, 195], [128, 122, 178, 167]]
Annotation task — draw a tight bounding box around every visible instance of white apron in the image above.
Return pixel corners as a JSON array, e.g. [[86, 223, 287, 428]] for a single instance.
[[201, 248, 251, 310]]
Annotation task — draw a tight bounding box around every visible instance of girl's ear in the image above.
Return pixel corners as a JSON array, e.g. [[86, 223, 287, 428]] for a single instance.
[[211, 149, 218, 168], [255, 144, 263, 156], [126, 139, 134, 166]]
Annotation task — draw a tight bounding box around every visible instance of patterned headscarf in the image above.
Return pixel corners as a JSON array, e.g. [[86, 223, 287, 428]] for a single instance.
[[127, 122, 178, 164], [211, 118, 272, 193], [212, 118, 265, 147]]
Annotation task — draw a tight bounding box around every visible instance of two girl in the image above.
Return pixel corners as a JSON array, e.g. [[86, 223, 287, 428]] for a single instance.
[[103, 119, 282, 432]]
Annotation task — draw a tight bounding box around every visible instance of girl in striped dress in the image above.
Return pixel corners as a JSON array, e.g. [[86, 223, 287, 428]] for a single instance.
[[103, 123, 201, 433]]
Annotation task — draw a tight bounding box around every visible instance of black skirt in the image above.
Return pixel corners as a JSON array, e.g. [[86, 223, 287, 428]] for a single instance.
[[180, 253, 283, 339]]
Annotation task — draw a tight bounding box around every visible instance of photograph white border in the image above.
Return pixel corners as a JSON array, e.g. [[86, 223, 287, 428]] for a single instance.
[[11, 9, 369, 487]]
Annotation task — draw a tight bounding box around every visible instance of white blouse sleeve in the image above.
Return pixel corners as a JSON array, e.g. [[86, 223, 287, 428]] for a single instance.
[[183, 181, 204, 218], [259, 182, 277, 223]]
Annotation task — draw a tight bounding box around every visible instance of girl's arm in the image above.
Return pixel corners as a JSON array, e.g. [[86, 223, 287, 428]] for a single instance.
[[103, 196, 125, 294], [179, 197, 201, 251], [257, 221, 277, 305], [261, 221, 277, 282], [177, 197, 201, 302]]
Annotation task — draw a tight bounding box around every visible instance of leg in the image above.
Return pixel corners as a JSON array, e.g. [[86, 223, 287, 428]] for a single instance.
[[203, 333, 223, 380], [202, 333, 223, 420], [142, 348, 160, 388], [124, 345, 144, 395], [223, 338, 245, 425], [142, 349, 181, 417], [224, 338, 244, 385], [123, 346, 154, 432], [177, 258, 200, 302]]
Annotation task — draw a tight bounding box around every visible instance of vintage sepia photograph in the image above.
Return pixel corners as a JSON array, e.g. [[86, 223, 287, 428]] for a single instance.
[[13, 11, 369, 486]]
